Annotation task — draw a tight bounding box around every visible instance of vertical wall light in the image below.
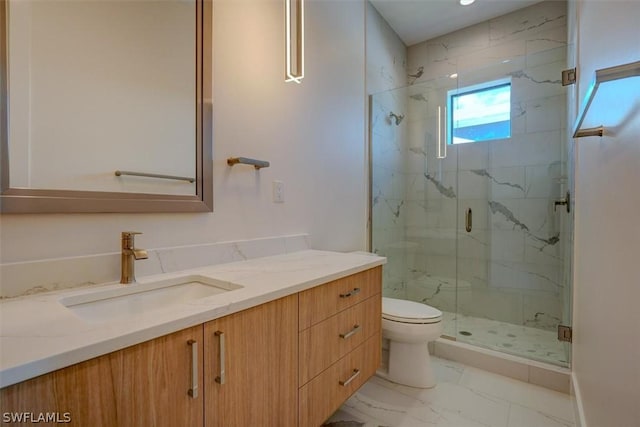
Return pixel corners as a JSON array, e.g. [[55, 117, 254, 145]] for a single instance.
[[285, 0, 304, 83]]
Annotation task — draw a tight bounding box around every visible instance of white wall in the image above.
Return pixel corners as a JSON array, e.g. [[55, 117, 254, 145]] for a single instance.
[[0, 1, 367, 270], [571, 1, 640, 425]]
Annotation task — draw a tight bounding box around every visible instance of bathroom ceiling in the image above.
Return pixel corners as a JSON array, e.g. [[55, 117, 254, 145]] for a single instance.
[[369, 0, 544, 46]]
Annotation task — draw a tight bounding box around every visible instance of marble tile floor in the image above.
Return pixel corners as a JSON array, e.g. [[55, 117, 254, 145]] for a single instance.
[[325, 357, 575, 427], [440, 312, 568, 367]]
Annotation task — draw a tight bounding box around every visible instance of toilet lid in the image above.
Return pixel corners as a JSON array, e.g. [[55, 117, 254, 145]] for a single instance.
[[382, 297, 442, 323]]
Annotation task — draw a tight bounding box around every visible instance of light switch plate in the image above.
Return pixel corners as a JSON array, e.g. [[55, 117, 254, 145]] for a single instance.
[[273, 181, 284, 203]]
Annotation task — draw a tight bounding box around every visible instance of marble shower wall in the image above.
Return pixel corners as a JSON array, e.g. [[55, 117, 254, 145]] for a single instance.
[[406, 1, 568, 83], [366, 3, 409, 298], [370, 92, 410, 298], [403, 1, 569, 330]]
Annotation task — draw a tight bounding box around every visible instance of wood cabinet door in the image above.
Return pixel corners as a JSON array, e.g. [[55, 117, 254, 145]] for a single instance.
[[204, 294, 298, 427], [299, 334, 381, 427], [0, 326, 204, 427]]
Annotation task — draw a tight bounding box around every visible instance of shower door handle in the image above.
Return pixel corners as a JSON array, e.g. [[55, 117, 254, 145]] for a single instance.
[[465, 208, 472, 232]]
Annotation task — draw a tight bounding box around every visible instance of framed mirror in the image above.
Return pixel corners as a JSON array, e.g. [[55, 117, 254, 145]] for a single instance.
[[0, 0, 212, 213]]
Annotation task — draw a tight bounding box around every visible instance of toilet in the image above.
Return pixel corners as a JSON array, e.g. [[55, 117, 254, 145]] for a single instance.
[[379, 297, 443, 388]]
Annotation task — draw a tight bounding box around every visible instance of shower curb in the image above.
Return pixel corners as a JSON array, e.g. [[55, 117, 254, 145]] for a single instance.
[[433, 338, 571, 394]]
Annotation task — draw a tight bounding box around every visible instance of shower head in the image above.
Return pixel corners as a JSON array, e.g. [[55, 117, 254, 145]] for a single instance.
[[389, 112, 405, 126]]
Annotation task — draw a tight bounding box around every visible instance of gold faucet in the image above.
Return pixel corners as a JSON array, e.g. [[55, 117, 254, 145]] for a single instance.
[[120, 232, 148, 284]]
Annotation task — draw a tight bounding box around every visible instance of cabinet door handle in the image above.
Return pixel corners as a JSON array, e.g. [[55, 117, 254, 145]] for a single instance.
[[187, 340, 198, 398], [214, 331, 225, 385], [339, 288, 361, 298], [339, 324, 361, 339], [465, 207, 472, 233], [339, 368, 361, 387]]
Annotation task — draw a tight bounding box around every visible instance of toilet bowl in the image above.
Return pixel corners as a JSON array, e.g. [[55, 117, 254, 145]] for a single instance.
[[378, 297, 443, 388]]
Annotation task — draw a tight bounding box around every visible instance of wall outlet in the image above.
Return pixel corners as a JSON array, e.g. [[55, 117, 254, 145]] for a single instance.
[[272, 180, 284, 203]]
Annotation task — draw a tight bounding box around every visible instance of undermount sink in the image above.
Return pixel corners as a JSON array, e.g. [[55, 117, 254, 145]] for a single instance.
[[60, 275, 242, 324]]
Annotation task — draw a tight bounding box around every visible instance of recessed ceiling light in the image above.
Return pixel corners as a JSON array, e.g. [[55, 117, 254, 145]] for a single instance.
[[450, 73, 458, 79], [460, 0, 475, 5]]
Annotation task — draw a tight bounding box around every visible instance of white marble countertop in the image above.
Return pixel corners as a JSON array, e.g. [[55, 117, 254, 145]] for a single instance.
[[0, 250, 385, 388]]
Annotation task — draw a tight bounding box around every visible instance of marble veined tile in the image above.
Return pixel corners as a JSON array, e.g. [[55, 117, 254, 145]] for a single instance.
[[340, 379, 509, 427], [524, 95, 565, 134], [369, 376, 511, 427], [458, 365, 574, 421], [488, 1, 566, 46], [327, 357, 575, 427], [372, 166, 405, 199], [283, 234, 311, 253], [324, 407, 386, 427], [509, 60, 566, 100], [1, 234, 311, 299], [149, 242, 242, 275], [507, 404, 574, 427]]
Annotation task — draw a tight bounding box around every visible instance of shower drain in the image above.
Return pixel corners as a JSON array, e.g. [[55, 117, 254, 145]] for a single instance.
[[459, 331, 472, 336]]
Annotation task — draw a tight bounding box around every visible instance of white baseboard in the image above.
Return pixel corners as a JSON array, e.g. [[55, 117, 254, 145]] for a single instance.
[[571, 372, 587, 427]]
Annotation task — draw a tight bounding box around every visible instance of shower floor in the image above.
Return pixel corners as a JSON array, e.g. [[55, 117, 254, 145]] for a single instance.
[[441, 311, 568, 367]]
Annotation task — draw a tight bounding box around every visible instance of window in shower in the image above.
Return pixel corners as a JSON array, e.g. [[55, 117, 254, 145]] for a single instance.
[[448, 78, 511, 144]]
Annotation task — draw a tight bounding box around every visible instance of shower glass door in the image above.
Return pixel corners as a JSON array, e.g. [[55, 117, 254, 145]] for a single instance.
[[454, 46, 571, 367], [370, 72, 461, 338], [403, 74, 461, 339], [369, 44, 573, 368]]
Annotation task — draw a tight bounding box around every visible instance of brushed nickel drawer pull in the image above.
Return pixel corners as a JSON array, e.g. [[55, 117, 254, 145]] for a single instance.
[[214, 331, 225, 385], [339, 288, 361, 298], [187, 340, 198, 398], [339, 368, 361, 387], [339, 324, 361, 339]]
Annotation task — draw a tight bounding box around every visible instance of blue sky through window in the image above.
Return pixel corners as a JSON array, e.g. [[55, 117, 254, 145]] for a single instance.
[[450, 82, 511, 144]]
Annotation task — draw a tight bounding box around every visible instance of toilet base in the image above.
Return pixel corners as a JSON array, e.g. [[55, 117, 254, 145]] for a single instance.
[[381, 340, 436, 388]]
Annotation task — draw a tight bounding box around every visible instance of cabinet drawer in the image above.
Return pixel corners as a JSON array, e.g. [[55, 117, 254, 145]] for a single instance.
[[299, 295, 380, 386], [298, 333, 381, 427], [299, 267, 382, 331]]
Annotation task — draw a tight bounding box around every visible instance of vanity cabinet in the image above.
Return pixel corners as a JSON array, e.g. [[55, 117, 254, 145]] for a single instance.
[[204, 294, 298, 427], [0, 326, 204, 427], [298, 267, 382, 427], [0, 266, 382, 427]]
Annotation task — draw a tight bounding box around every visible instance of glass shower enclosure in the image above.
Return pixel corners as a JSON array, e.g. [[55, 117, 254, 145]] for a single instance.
[[370, 45, 573, 367]]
